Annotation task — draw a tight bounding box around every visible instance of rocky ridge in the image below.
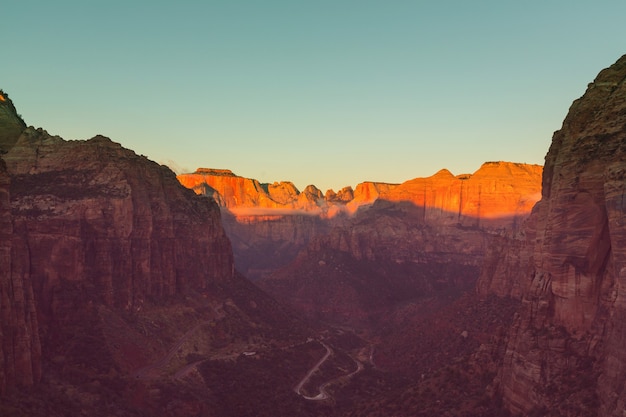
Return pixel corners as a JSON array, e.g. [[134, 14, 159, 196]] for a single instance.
[[0, 93, 346, 417], [178, 163, 542, 281], [256, 162, 542, 329], [478, 54, 626, 416], [0, 90, 26, 153], [0, 92, 241, 398], [178, 163, 541, 225]]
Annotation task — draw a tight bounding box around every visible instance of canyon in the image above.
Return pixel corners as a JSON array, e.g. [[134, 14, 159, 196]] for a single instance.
[[0, 93, 326, 417], [1, 53, 626, 417], [177, 162, 542, 283], [178, 162, 542, 331]]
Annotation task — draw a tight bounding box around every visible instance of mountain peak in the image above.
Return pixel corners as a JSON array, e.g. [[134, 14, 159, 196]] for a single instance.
[[194, 167, 236, 176], [0, 89, 27, 153]]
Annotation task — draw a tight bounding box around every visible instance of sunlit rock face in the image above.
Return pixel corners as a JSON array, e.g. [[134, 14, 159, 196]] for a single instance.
[[178, 163, 542, 281], [478, 54, 626, 416], [178, 168, 297, 210], [381, 162, 542, 229], [177, 169, 401, 279], [0, 127, 234, 393], [257, 163, 542, 328], [178, 163, 542, 225], [177, 168, 392, 215]]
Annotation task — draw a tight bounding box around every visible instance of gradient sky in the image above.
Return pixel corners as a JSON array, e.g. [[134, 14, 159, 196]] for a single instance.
[[3, 1, 626, 192]]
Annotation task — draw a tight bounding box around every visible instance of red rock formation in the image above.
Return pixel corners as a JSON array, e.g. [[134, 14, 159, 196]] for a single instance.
[[0, 127, 235, 395], [179, 163, 542, 226], [5, 129, 235, 311], [177, 168, 397, 216], [381, 162, 542, 229], [0, 158, 41, 393], [178, 168, 290, 210], [0, 92, 40, 394], [178, 163, 541, 281], [258, 162, 542, 328], [479, 54, 626, 416]]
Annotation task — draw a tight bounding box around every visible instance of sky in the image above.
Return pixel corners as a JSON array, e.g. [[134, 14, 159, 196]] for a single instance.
[[3, 1, 626, 192]]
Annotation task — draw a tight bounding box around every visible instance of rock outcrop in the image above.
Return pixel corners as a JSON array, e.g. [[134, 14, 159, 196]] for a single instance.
[[177, 168, 391, 215], [258, 163, 542, 328], [0, 92, 39, 393], [5, 128, 235, 308], [178, 162, 542, 227], [478, 54, 626, 416], [178, 163, 542, 281], [0, 90, 26, 153], [381, 162, 542, 229], [0, 158, 41, 393], [0, 125, 235, 394]]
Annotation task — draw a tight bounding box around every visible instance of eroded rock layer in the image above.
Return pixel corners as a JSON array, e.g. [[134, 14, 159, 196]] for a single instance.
[[479, 54, 626, 416], [0, 158, 41, 393], [258, 163, 542, 329], [179, 163, 542, 280], [0, 126, 235, 394]]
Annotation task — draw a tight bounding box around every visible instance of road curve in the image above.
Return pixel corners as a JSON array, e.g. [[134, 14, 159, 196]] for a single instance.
[[294, 342, 333, 400], [295, 342, 367, 401]]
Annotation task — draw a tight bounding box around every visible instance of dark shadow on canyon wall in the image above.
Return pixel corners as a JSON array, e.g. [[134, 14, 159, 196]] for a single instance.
[[220, 197, 536, 282]]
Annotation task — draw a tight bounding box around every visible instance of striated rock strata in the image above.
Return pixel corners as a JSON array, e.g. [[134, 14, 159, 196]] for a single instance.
[[478, 54, 626, 416], [0, 158, 41, 393], [4, 128, 235, 309], [179, 163, 542, 281], [382, 162, 542, 229], [258, 163, 542, 328], [0, 125, 235, 395]]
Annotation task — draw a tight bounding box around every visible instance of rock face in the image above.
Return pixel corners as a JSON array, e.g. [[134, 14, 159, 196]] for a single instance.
[[0, 125, 235, 394], [478, 54, 626, 416], [5, 128, 235, 308], [177, 168, 392, 215], [0, 158, 41, 393], [178, 163, 542, 281], [178, 163, 541, 226], [0, 90, 26, 153], [0, 92, 39, 393], [382, 162, 542, 229], [177, 169, 402, 279], [257, 163, 542, 328]]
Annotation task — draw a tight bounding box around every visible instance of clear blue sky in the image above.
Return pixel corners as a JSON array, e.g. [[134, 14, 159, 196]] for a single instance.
[[3, 1, 626, 192]]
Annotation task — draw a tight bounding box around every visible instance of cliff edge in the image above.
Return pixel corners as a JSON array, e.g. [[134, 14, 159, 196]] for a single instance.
[[479, 54, 626, 416]]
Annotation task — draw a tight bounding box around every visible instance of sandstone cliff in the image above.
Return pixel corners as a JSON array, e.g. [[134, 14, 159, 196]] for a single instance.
[[0, 95, 338, 417], [0, 125, 236, 395], [258, 163, 542, 328], [178, 163, 542, 226], [478, 54, 626, 416], [382, 162, 542, 228], [177, 167, 392, 215], [178, 163, 542, 281], [0, 158, 41, 393], [5, 128, 235, 308]]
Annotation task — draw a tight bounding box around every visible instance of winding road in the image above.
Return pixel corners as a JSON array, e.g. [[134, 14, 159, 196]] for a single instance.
[[294, 342, 333, 400], [294, 342, 366, 401]]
